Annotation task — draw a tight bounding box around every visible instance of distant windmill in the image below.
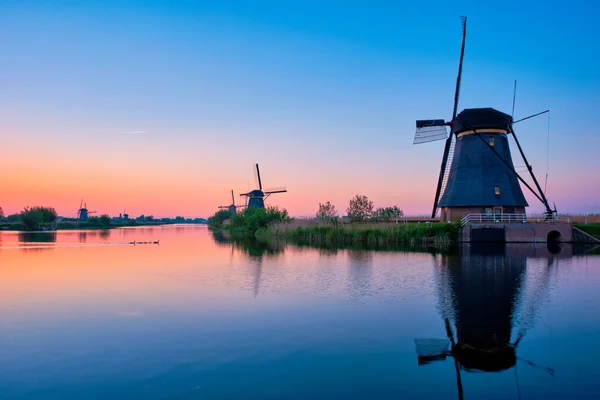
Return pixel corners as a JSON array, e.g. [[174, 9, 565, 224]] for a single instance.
[[239, 164, 287, 209], [218, 190, 245, 214], [76, 199, 96, 222]]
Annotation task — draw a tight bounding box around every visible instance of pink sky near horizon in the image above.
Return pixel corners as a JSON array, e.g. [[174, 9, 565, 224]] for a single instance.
[[1, 121, 597, 218]]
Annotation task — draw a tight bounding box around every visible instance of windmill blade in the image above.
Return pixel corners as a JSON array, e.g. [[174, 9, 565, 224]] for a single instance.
[[265, 190, 287, 194], [413, 120, 449, 144], [431, 16, 467, 219], [513, 109, 549, 124], [264, 186, 287, 194], [231, 190, 235, 205], [255, 163, 262, 190]]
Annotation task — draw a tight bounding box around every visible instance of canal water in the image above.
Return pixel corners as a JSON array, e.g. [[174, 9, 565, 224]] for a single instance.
[[1, 225, 599, 399]]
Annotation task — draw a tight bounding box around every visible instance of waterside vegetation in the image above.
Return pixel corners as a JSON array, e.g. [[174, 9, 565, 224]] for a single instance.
[[261, 220, 461, 247], [208, 206, 291, 235], [208, 195, 459, 247]]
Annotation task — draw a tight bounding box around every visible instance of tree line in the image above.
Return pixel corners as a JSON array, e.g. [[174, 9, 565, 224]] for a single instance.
[[316, 194, 403, 223], [0, 206, 112, 231]]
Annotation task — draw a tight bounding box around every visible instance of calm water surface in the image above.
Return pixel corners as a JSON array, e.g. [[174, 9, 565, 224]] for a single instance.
[[1, 225, 599, 399]]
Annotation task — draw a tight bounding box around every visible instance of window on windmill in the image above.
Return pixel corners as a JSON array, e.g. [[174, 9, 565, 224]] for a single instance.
[[485, 208, 492, 215], [495, 186, 501, 196], [489, 136, 495, 147]]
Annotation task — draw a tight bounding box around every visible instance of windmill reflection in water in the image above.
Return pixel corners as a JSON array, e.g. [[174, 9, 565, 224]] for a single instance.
[[414, 244, 558, 399]]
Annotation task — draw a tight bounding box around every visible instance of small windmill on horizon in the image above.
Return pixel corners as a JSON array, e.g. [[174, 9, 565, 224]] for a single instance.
[[76, 199, 96, 222], [240, 164, 287, 209], [218, 190, 245, 214]]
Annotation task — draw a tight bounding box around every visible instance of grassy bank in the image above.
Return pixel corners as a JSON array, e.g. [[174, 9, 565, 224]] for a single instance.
[[573, 223, 600, 240], [259, 220, 461, 247]]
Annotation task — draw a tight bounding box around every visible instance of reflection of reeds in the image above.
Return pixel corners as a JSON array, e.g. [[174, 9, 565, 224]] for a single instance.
[[18, 232, 57, 243], [210, 230, 285, 257]]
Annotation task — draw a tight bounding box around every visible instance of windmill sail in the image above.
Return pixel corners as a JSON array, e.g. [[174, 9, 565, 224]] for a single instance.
[[438, 136, 456, 201], [414, 120, 449, 144], [414, 338, 450, 364], [431, 16, 467, 218]]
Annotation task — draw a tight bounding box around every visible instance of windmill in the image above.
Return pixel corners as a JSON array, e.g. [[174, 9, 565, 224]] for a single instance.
[[218, 190, 245, 214], [239, 164, 287, 209], [413, 16, 556, 221], [76, 199, 96, 222], [414, 245, 555, 399]]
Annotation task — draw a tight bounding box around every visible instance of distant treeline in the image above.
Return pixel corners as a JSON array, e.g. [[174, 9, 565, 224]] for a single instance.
[[0, 206, 206, 231]]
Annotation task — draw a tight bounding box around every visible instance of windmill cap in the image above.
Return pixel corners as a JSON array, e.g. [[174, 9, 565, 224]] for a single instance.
[[451, 108, 512, 134]]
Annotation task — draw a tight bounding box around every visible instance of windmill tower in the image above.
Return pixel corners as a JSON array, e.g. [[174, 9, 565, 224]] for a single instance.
[[76, 199, 96, 222], [218, 190, 245, 214], [239, 164, 287, 209], [413, 17, 555, 222]]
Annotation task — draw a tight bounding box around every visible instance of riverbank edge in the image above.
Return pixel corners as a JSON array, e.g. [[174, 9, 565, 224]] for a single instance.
[[0, 221, 207, 232], [573, 223, 600, 240]]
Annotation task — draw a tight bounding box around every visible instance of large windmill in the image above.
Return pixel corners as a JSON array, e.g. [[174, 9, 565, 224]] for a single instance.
[[414, 245, 556, 399], [239, 164, 287, 209], [76, 199, 96, 222], [218, 190, 245, 214], [413, 16, 556, 222]]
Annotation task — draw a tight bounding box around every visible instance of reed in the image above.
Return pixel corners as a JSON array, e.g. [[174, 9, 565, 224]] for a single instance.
[[259, 220, 461, 246]]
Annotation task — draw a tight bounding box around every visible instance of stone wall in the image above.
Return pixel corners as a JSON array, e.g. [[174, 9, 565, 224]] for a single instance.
[[462, 222, 572, 243]]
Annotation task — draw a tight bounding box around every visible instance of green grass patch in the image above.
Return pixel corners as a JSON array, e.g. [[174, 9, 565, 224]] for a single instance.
[[574, 223, 600, 239]]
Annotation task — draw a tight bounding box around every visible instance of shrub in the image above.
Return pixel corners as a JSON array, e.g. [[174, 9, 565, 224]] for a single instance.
[[99, 214, 111, 227], [208, 209, 233, 229], [19, 206, 58, 231]]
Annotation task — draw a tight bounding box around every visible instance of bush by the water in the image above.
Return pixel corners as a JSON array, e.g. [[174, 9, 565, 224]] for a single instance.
[[208, 206, 292, 235], [19, 206, 58, 231], [207, 209, 233, 229]]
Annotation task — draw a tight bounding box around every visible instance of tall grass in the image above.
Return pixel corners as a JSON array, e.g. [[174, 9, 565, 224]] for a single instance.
[[260, 220, 461, 246]]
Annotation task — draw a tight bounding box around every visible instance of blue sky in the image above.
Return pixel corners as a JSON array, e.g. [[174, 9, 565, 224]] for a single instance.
[[0, 0, 598, 216]]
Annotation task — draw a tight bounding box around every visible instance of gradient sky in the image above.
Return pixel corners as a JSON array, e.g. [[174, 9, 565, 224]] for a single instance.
[[1, 0, 599, 218]]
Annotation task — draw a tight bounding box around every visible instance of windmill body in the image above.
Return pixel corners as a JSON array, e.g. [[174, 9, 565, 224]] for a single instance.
[[245, 190, 266, 208], [437, 108, 528, 222]]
